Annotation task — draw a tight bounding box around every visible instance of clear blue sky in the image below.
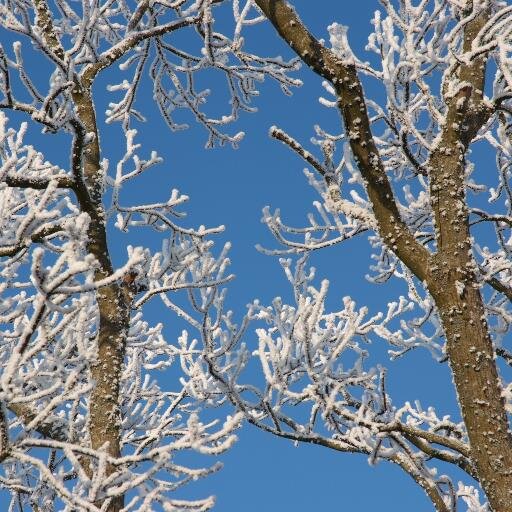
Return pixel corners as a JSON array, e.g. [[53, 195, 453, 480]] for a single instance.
[[94, 2, 462, 510], [7, 1, 467, 510], [104, 1, 460, 510]]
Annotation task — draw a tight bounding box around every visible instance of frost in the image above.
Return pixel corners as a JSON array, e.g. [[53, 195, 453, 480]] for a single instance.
[[328, 23, 354, 62], [199, 1, 512, 509], [0, 0, 302, 506], [0, 113, 243, 510], [2, 0, 512, 509]]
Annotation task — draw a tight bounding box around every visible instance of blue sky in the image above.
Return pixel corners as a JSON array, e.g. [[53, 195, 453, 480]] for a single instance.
[[93, 2, 459, 510], [3, 1, 467, 510], [103, 1, 460, 510]]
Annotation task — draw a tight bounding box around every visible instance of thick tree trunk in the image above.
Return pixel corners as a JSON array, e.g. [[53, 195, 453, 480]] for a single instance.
[[433, 280, 512, 510], [425, 6, 512, 507], [428, 131, 512, 504]]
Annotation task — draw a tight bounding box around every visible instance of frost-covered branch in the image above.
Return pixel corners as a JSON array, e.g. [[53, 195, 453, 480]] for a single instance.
[[203, 1, 512, 510], [0, 110, 246, 511], [193, 256, 481, 512], [0, 1, 301, 509]]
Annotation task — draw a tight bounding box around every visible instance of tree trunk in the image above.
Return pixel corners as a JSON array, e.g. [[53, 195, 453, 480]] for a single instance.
[[72, 87, 129, 512], [25, 3, 128, 508], [433, 279, 512, 510], [428, 119, 512, 509], [424, 5, 512, 506]]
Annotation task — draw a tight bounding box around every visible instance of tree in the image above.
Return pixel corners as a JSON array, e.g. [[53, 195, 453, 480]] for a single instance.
[[191, 1, 512, 511], [3, 0, 512, 510], [0, 1, 299, 510]]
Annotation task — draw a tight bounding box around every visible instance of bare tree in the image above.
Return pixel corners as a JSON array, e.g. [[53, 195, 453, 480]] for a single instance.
[[190, 1, 512, 511], [0, 1, 298, 510]]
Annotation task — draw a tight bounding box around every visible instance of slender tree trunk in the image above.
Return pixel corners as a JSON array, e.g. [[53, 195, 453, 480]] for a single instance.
[[72, 87, 129, 512], [32, 2, 129, 508], [31, 4, 130, 506]]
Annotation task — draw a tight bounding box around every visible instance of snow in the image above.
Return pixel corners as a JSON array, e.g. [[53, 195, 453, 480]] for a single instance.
[[2, 0, 512, 509]]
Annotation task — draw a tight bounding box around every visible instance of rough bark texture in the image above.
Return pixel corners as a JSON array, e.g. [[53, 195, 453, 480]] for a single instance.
[[254, 1, 512, 510], [426, 6, 512, 508], [34, 1, 130, 509], [72, 87, 130, 512]]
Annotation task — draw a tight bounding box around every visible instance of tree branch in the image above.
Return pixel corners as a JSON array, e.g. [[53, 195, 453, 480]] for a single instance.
[[391, 450, 451, 512], [270, 126, 333, 182], [254, 0, 431, 282], [0, 101, 59, 131], [382, 421, 470, 460], [8, 403, 68, 443], [82, 16, 199, 85], [255, 2, 512, 510], [33, 0, 66, 64], [486, 276, 512, 303], [5, 174, 74, 190], [471, 209, 512, 228], [400, 431, 477, 480], [0, 224, 64, 258], [0, 402, 8, 460], [496, 347, 512, 367]]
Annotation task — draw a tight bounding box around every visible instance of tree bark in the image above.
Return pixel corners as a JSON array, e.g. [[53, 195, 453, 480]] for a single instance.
[[72, 86, 129, 512], [254, 1, 512, 510], [425, 6, 512, 506], [21, 4, 130, 508]]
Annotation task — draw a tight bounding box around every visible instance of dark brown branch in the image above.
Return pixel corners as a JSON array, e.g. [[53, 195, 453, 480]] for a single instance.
[[400, 131, 427, 176], [486, 276, 512, 302], [400, 431, 477, 480], [0, 45, 13, 106], [0, 224, 64, 257], [496, 347, 512, 367], [471, 209, 512, 228], [388, 435, 451, 512], [494, 94, 512, 108], [247, 415, 450, 512], [5, 174, 74, 190], [254, 0, 431, 283], [381, 421, 470, 460], [69, 52, 131, 512]]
